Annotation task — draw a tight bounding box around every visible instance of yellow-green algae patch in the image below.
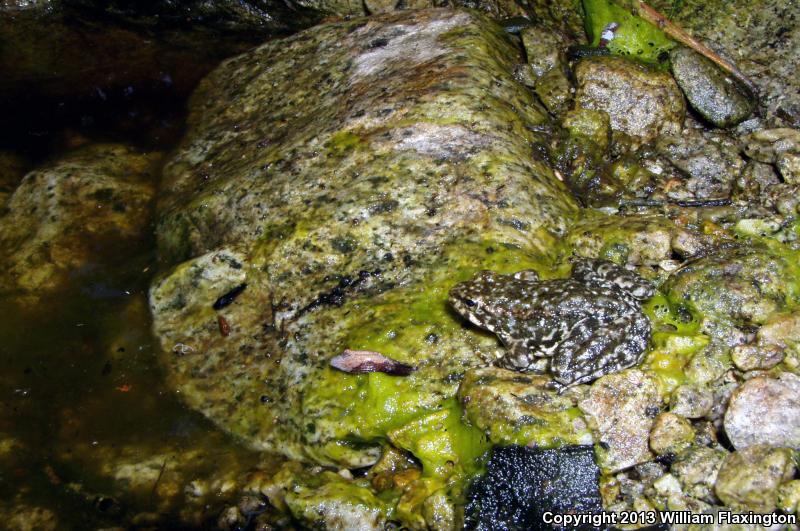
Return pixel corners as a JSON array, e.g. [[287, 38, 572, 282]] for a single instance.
[[300, 240, 559, 463], [642, 292, 707, 393], [582, 0, 675, 62]]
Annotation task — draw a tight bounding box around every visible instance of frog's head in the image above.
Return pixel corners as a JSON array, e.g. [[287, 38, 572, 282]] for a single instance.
[[448, 270, 509, 328]]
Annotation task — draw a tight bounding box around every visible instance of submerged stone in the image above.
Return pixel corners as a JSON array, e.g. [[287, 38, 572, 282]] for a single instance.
[[150, 8, 577, 467], [0, 144, 159, 301]]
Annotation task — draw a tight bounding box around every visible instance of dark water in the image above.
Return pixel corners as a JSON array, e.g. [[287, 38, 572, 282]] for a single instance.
[[0, 79, 275, 530]]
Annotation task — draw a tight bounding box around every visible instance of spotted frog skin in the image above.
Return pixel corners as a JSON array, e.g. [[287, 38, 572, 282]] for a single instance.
[[449, 259, 654, 390]]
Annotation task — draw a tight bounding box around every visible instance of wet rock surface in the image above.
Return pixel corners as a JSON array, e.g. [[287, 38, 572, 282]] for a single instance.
[[742, 128, 800, 185], [0, 144, 159, 300], [574, 56, 685, 146], [465, 445, 602, 530], [724, 373, 800, 449], [670, 47, 754, 128], [715, 444, 796, 512], [656, 127, 744, 201], [150, 8, 577, 465], [458, 367, 592, 447], [578, 370, 661, 473], [649, 0, 800, 126], [663, 247, 795, 343]]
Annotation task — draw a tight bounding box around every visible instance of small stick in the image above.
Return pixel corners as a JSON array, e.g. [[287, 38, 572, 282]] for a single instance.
[[634, 1, 758, 95]]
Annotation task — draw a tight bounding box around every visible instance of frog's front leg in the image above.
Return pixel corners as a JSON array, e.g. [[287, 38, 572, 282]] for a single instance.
[[496, 335, 549, 372]]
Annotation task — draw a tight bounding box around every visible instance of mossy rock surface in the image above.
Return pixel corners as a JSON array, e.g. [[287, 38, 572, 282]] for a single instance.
[[150, 8, 579, 467]]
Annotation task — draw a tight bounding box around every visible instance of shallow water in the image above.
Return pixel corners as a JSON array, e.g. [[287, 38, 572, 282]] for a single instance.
[[0, 92, 281, 529]]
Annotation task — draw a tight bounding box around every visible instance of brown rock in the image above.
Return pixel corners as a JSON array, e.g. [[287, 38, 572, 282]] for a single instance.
[[579, 370, 661, 472]]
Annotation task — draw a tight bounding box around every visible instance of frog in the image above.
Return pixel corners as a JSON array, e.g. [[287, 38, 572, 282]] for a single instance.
[[448, 258, 655, 390]]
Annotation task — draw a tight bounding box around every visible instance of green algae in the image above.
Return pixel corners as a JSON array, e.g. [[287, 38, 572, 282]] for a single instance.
[[458, 368, 590, 448], [388, 400, 490, 478], [284, 470, 396, 527], [643, 293, 707, 392], [583, 0, 675, 62], [301, 240, 558, 465]]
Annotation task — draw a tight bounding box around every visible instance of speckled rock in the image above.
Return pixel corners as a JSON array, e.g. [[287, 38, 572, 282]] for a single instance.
[[574, 56, 685, 146], [566, 214, 711, 266], [0, 144, 159, 300], [649, 412, 694, 456], [715, 444, 795, 512], [664, 247, 796, 344], [671, 446, 726, 503], [457, 367, 592, 447], [778, 480, 800, 514], [758, 312, 800, 355], [731, 342, 784, 371], [0, 151, 27, 207], [284, 472, 390, 530], [578, 370, 661, 473], [649, 0, 800, 126], [670, 47, 754, 128], [520, 25, 573, 115], [656, 127, 744, 200], [561, 108, 610, 151], [742, 128, 800, 185], [724, 373, 800, 450], [670, 384, 714, 419], [520, 25, 562, 78], [150, 9, 578, 467], [2, 504, 58, 531]]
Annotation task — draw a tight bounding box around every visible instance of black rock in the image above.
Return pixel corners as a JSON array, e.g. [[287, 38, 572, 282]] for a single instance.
[[464, 445, 604, 531]]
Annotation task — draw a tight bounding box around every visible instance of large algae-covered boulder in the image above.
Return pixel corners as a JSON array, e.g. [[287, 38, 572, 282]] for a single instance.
[[0, 144, 160, 301], [150, 8, 578, 469]]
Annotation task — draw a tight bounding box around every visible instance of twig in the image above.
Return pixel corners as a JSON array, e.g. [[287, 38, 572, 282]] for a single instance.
[[634, 1, 759, 95]]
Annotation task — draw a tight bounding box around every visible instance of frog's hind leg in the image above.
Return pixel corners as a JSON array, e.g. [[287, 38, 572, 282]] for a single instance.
[[551, 317, 640, 389]]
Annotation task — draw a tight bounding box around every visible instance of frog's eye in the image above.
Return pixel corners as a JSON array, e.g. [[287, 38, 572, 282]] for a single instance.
[[464, 299, 477, 307]]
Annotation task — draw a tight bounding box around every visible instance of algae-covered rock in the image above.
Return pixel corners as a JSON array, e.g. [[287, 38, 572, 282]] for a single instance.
[[669, 47, 754, 128], [742, 128, 800, 185], [656, 127, 745, 201], [648, 412, 694, 456], [520, 25, 573, 115], [458, 367, 592, 447], [715, 444, 795, 512], [150, 8, 578, 468], [648, 0, 800, 125], [0, 144, 159, 301], [670, 446, 726, 503], [283, 472, 391, 530], [669, 384, 713, 419], [574, 56, 685, 146], [565, 213, 710, 266], [663, 246, 800, 343]]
